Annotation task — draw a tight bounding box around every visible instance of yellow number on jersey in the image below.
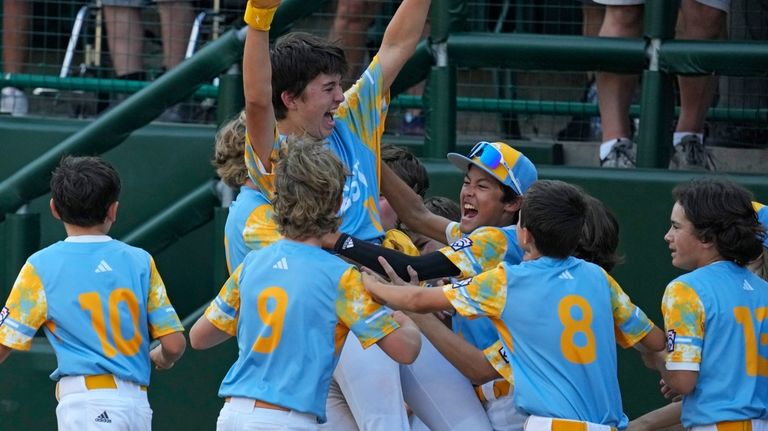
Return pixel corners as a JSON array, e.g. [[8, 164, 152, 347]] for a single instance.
[[558, 294, 596, 364], [733, 306, 768, 377], [252, 287, 289, 354], [79, 288, 143, 358]]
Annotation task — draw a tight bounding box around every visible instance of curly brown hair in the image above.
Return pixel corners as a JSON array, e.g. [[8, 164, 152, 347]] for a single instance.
[[273, 136, 348, 240], [212, 111, 248, 188]]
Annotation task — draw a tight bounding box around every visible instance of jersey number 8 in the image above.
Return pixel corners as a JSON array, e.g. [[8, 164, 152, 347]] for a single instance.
[[558, 294, 596, 364], [79, 289, 142, 358]]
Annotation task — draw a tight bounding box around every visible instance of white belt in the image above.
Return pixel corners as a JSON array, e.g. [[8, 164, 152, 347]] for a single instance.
[[525, 415, 617, 431], [691, 418, 768, 431]]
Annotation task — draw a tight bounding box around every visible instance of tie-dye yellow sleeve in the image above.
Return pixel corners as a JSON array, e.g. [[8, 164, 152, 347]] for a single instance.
[[382, 229, 420, 257], [335, 56, 389, 155], [243, 202, 282, 252], [0, 263, 47, 350], [443, 265, 507, 319], [445, 222, 463, 244], [336, 267, 399, 349], [662, 281, 704, 371], [440, 226, 508, 279], [606, 271, 655, 349], [204, 265, 243, 337], [244, 125, 280, 200], [147, 257, 184, 339], [483, 339, 514, 384]]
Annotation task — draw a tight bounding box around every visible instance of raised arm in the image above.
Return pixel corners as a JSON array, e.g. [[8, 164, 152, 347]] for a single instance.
[[381, 164, 450, 243], [376, 0, 431, 90], [243, 1, 280, 172]]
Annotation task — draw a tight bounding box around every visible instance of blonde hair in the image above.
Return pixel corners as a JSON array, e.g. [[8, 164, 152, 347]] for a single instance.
[[273, 136, 347, 239], [748, 247, 768, 282], [212, 111, 248, 188]]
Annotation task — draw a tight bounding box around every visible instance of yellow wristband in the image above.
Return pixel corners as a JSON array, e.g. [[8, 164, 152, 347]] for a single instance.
[[244, 3, 278, 31]]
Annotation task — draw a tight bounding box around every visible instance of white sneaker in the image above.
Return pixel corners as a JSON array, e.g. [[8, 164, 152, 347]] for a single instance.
[[1, 87, 28, 116]]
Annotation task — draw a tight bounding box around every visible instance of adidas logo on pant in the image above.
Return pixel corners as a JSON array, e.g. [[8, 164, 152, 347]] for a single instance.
[[95, 411, 112, 423]]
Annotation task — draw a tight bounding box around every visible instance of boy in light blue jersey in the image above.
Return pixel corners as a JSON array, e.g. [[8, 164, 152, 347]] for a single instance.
[[212, 112, 279, 272], [642, 178, 768, 431], [365, 179, 666, 431], [240, 1, 432, 427], [190, 139, 421, 430], [0, 156, 186, 431], [242, 0, 431, 245]]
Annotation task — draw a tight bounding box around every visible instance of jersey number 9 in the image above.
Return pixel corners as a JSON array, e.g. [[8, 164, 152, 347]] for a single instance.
[[252, 287, 289, 354]]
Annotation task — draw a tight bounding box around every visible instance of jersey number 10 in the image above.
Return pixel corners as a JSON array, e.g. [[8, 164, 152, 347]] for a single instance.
[[79, 289, 143, 358]]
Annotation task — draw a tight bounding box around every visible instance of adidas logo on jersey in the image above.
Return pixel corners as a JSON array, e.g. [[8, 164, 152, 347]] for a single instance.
[[95, 411, 112, 423], [273, 257, 288, 270], [743, 280, 754, 291], [558, 270, 574, 280], [94, 260, 113, 273], [342, 237, 355, 250]]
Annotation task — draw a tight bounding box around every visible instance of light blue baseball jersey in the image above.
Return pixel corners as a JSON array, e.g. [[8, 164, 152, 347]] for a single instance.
[[442, 222, 523, 375], [205, 239, 399, 422], [445, 256, 656, 428], [224, 186, 277, 272], [244, 57, 388, 244], [662, 260, 768, 428], [0, 236, 184, 386]]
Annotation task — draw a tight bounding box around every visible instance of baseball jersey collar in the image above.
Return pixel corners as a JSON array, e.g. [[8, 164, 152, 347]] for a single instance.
[[65, 235, 113, 243]]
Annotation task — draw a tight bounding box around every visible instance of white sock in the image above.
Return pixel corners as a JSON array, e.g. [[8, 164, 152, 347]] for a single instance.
[[673, 132, 703, 147]]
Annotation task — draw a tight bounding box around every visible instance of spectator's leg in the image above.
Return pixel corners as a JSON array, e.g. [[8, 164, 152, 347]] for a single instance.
[[329, 0, 380, 80], [582, 2, 605, 38], [595, 4, 643, 143], [3, 0, 31, 74], [157, 1, 194, 70], [1, 0, 31, 116], [675, 0, 726, 134], [667, 0, 726, 170], [103, 5, 145, 77]]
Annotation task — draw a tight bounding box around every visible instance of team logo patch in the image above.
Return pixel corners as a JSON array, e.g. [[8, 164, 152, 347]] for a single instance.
[[0, 306, 8, 327], [498, 345, 509, 364], [666, 329, 676, 352], [450, 238, 473, 251], [452, 278, 473, 289]]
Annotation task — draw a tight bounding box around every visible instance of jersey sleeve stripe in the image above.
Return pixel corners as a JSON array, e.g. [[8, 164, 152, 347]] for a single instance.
[[214, 296, 238, 318], [672, 336, 703, 347], [364, 307, 391, 325], [2, 318, 37, 337], [665, 361, 700, 371]]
